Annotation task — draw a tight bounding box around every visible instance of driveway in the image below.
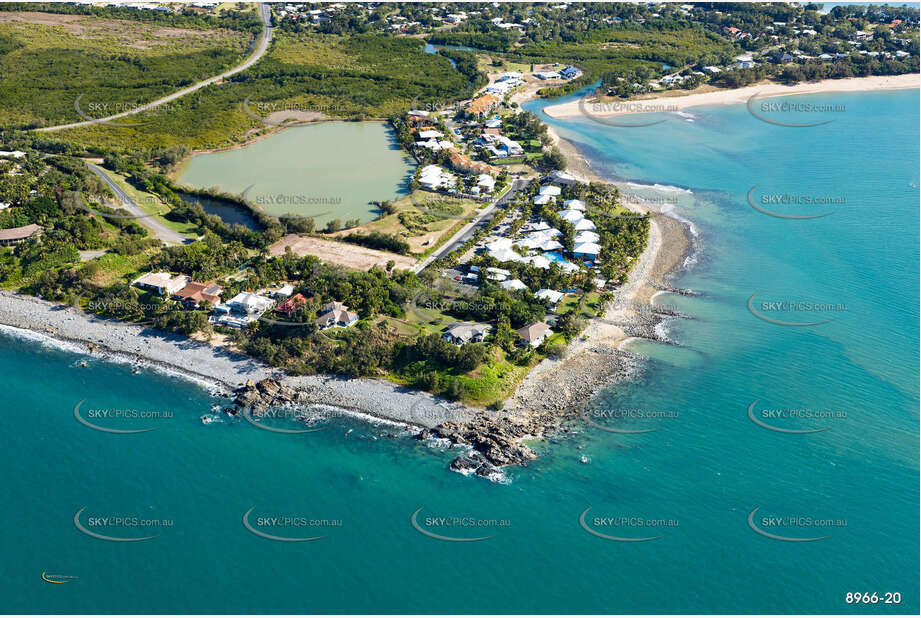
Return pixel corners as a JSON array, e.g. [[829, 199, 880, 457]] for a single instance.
[[86, 163, 190, 245]]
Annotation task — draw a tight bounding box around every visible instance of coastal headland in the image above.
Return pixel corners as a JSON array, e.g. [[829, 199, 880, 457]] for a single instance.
[[1, 72, 913, 478]]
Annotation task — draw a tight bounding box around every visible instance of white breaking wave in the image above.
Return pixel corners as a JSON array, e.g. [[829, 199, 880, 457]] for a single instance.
[[623, 181, 693, 195], [0, 323, 225, 395], [659, 202, 700, 238]]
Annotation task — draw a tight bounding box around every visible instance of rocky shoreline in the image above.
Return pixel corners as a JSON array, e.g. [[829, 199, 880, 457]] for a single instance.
[[0, 170, 696, 483], [0, 92, 697, 482]]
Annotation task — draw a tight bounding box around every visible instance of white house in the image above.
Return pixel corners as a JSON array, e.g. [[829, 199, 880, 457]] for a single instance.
[[273, 284, 296, 298], [573, 242, 601, 260], [316, 305, 359, 329], [539, 185, 562, 197], [132, 272, 190, 296], [539, 239, 563, 252], [535, 289, 564, 306], [225, 292, 274, 316], [486, 267, 511, 281], [477, 174, 496, 193], [549, 171, 577, 186], [496, 135, 523, 156], [563, 198, 585, 210], [418, 165, 456, 190], [442, 322, 490, 345], [574, 218, 596, 231], [211, 291, 274, 328], [559, 209, 584, 223], [522, 255, 551, 269], [574, 230, 599, 244], [501, 278, 527, 292]]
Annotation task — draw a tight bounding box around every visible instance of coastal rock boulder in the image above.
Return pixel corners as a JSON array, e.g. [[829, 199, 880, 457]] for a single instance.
[[232, 378, 298, 414], [433, 417, 538, 467]]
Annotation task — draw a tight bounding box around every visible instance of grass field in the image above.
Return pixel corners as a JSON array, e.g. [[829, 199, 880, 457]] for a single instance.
[[342, 190, 484, 256], [103, 170, 199, 238], [82, 250, 153, 288]]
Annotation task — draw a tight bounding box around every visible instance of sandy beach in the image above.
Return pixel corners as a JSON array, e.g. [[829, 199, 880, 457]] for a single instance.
[[544, 73, 919, 119], [501, 117, 694, 420]]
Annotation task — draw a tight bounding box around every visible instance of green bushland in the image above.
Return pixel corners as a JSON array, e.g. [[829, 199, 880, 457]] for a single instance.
[[52, 31, 478, 151], [511, 25, 734, 97], [0, 7, 255, 128], [342, 231, 411, 255]]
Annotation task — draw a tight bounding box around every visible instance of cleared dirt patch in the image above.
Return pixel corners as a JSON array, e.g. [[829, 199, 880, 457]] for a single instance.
[[0, 11, 240, 50], [264, 110, 329, 124], [269, 234, 416, 271]]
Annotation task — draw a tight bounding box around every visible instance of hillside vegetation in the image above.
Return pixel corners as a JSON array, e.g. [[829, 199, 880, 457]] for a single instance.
[[0, 8, 254, 128]]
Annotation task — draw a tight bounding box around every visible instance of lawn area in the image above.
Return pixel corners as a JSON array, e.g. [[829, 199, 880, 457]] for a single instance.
[[375, 315, 421, 338], [556, 292, 604, 319], [82, 250, 154, 288], [389, 345, 534, 409], [477, 55, 531, 76], [492, 153, 542, 164], [345, 190, 483, 256], [104, 170, 199, 238], [454, 353, 533, 407]]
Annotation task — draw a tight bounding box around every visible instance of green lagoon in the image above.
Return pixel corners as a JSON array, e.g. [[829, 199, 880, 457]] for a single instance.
[[176, 121, 414, 226]]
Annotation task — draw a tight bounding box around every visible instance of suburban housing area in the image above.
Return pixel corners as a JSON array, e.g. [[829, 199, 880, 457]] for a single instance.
[[0, 1, 916, 411]]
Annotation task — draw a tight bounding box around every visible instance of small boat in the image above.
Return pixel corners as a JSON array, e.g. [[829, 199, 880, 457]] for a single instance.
[[77, 360, 88, 368], [200, 414, 219, 425], [579, 455, 590, 464]]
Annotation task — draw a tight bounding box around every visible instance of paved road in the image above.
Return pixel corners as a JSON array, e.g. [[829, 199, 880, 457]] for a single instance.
[[35, 3, 274, 133], [413, 177, 530, 273], [87, 163, 189, 245]]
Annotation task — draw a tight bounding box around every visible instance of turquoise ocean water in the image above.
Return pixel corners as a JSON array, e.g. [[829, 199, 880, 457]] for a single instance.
[[1, 86, 918, 613]]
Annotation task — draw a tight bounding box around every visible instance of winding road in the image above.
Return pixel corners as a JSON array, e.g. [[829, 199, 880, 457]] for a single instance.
[[34, 3, 273, 133], [87, 163, 189, 245]]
